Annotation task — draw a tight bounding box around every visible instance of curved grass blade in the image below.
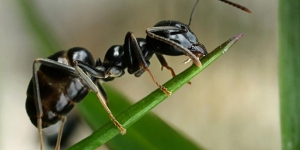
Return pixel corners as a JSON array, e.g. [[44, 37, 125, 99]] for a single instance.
[[68, 34, 243, 150]]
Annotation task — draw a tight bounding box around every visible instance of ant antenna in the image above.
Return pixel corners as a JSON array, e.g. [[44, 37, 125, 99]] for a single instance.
[[188, 0, 199, 26], [219, 0, 251, 13], [188, 0, 251, 26]]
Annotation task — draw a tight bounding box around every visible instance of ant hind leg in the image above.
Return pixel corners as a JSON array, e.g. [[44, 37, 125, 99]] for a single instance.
[[73, 61, 126, 134], [32, 59, 45, 150], [55, 116, 67, 150]]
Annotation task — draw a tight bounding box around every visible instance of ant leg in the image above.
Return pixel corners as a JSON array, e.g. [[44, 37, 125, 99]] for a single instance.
[[124, 32, 171, 95], [155, 53, 176, 77], [73, 61, 109, 106], [155, 53, 192, 85], [73, 62, 126, 135], [74, 60, 107, 78], [144, 67, 172, 95], [55, 116, 67, 150], [34, 58, 78, 75], [32, 59, 44, 150], [96, 81, 109, 107], [32, 58, 79, 150], [75, 60, 124, 80], [146, 27, 202, 67]]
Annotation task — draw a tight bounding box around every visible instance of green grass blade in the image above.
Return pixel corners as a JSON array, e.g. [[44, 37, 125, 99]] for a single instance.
[[279, 1, 300, 149], [67, 34, 243, 150]]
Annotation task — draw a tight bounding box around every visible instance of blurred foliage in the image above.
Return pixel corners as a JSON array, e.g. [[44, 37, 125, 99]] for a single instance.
[[279, 0, 300, 150]]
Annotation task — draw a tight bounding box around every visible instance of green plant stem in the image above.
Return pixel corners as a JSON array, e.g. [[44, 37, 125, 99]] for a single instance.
[[279, 1, 300, 149], [67, 34, 243, 150]]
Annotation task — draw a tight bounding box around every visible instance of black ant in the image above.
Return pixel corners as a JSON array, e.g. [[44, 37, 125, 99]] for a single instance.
[[25, 0, 250, 149]]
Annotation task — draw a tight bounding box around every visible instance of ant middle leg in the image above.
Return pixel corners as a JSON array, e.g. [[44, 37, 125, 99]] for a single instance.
[[124, 32, 171, 95], [55, 116, 67, 150]]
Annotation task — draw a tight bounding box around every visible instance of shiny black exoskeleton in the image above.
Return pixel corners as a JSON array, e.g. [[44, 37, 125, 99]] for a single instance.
[[26, 49, 94, 128], [26, 0, 250, 150], [104, 20, 207, 81], [26, 47, 128, 150]]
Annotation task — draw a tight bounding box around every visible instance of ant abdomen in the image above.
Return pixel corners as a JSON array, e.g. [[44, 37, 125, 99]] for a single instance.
[[26, 48, 95, 128]]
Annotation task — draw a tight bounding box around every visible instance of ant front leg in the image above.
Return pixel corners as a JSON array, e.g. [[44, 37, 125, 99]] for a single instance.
[[32, 58, 77, 150], [123, 32, 172, 95], [73, 61, 126, 134], [146, 26, 203, 67]]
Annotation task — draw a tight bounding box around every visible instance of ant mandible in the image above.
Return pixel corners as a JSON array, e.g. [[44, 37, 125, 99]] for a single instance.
[[25, 0, 250, 149]]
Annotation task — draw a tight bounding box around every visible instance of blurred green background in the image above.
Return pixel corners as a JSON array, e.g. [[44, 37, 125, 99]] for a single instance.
[[0, 0, 278, 149]]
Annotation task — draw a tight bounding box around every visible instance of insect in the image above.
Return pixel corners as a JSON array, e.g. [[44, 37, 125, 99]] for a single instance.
[[25, 0, 250, 149]]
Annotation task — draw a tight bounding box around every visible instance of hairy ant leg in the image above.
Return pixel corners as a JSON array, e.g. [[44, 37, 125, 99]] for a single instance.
[[73, 61, 126, 134], [146, 26, 203, 67]]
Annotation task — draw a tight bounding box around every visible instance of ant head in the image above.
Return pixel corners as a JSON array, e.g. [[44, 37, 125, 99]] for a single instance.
[[176, 21, 208, 57], [148, 20, 207, 62], [183, 0, 207, 58], [146, 0, 207, 67]]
